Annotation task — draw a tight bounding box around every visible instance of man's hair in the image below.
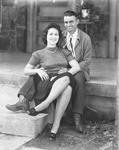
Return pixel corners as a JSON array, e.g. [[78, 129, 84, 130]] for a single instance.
[[41, 23, 63, 47], [63, 10, 78, 18]]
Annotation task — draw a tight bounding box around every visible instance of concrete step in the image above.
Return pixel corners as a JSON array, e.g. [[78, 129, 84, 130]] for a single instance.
[[0, 84, 50, 138], [86, 81, 117, 98], [0, 134, 32, 150], [0, 68, 117, 121], [0, 106, 48, 138], [0, 72, 117, 98], [0, 72, 27, 88]]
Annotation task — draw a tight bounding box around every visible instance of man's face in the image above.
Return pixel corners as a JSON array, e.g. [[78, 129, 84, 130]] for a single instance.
[[63, 16, 79, 34]]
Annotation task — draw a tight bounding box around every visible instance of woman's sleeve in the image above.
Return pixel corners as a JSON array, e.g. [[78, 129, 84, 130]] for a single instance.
[[27, 51, 41, 66], [62, 48, 74, 62]]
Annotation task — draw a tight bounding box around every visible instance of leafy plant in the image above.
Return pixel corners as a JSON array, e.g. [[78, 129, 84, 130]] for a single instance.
[[90, 8, 109, 46], [77, 0, 109, 46]]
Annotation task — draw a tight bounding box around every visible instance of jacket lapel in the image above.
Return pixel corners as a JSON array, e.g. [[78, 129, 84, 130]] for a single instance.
[[74, 29, 80, 49], [62, 31, 67, 48]]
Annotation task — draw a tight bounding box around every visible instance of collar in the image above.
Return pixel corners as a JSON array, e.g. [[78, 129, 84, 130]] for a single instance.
[[63, 28, 81, 41], [67, 29, 77, 38]]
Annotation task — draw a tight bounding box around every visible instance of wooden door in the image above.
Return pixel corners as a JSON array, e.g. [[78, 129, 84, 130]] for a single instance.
[[26, 0, 77, 52], [36, 0, 70, 50], [28, 0, 73, 52]]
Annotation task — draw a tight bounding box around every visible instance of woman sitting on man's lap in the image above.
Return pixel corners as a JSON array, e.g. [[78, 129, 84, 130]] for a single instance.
[[6, 23, 80, 140]]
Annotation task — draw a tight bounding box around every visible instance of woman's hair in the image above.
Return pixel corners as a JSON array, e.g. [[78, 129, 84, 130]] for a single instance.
[[41, 23, 63, 47], [63, 10, 78, 18]]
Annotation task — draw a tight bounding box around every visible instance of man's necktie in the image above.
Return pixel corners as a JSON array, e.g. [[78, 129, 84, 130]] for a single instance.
[[70, 36, 73, 51], [70, 36, 75, 57]]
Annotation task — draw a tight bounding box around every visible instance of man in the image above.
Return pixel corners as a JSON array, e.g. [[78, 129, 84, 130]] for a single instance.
[[6, 10, 92, 133], [62, 11, 92, 132]]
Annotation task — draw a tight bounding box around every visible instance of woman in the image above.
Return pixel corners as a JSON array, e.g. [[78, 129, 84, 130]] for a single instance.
[[6, 23, 80, 140]]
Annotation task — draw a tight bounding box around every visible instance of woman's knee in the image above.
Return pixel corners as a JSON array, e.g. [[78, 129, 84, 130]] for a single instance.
[[61, 76, 70, 84]]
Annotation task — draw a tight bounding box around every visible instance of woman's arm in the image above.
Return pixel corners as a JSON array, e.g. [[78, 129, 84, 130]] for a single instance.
[[24, 64, 38, 76], [68, 59, 81, 75], [24, 64, 49, 81]]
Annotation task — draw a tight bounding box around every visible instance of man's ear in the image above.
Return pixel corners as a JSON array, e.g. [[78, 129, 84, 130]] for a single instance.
[[77, 19, 80, 25]]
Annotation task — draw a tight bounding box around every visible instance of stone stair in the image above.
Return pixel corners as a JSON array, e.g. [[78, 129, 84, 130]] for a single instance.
[[0, 82, 50, 138], [0, 106, 48, 138], [85, 81, 117, 120]]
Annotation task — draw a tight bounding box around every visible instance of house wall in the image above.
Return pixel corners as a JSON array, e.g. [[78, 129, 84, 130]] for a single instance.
[[108, 0, 119, 58], [0, 0, 118, 58], [0, 0, 27, 52]]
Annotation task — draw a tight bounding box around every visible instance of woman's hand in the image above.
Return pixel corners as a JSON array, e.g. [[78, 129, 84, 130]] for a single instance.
[[24, 64, 49, 81], [36, 68, 49, 81], [58, 68, 68, 74]]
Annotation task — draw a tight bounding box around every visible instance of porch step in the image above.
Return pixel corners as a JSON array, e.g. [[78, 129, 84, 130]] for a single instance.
[[85, 81, 117, 98], [0, 71, 117, 121], [0, 106, 48, 138], [0, 72, 117, 98], [0, 84, 49, 138], [0, 72, 27, 87]]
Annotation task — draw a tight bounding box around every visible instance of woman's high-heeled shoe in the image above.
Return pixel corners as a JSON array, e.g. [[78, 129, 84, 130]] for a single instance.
[[49, 132, 56, 141], [27, 108, 40, 116], [6, 99, 29, 112]]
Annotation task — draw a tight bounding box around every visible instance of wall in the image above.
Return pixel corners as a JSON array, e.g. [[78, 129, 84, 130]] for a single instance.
[[0, 1, 27, 52]]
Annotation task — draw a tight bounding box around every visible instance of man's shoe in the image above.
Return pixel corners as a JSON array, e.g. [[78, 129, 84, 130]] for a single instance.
[[73, 113, 83, 134], [6, 98, 29, 112]]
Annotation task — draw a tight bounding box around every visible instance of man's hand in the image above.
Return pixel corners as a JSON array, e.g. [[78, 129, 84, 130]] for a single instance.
[[58, 68, 68, 74]]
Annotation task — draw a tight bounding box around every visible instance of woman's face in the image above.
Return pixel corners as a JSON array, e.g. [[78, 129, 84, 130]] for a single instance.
[[47, 28, 59, 46]]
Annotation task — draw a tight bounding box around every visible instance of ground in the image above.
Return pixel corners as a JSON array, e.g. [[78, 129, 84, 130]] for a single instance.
[[16, 114, 118, 150]]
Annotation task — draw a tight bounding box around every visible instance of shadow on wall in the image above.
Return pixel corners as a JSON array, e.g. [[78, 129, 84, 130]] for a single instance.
[[0, 36, 9, 50]]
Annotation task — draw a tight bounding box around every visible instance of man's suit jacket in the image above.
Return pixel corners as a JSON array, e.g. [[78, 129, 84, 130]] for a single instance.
[[61, 29, 92, 81]]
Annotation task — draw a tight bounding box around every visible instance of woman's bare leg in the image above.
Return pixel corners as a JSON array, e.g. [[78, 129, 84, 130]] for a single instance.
[[51, 85, 72, 134], [35, 76, 70, 112]]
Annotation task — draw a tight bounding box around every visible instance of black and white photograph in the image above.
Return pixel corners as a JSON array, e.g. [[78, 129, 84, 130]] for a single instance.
[[0, 0, 118, 150]]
